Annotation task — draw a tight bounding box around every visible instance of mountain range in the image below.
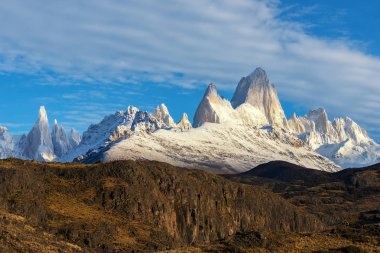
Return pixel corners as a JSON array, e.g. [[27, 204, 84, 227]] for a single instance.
[[1, 67, 379, 171]]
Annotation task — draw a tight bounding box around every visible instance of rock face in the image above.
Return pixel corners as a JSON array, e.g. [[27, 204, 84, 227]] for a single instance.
[[22, 106, 55, 161], [0, 159, 323, 251], [51, 120, 71, 158], [68, 128, 81, 148], [154, 103, 176, 128], [193, 83, 268, 128], [288, 108, 380, 167], [177, 113, 192, 130], [193, 83, 237, 127], [231, 68, 288, 128]]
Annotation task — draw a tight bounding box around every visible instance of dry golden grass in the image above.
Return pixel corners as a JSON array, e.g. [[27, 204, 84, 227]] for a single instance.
[[0, 209, 83, 252], [48, 193, 117, 223]]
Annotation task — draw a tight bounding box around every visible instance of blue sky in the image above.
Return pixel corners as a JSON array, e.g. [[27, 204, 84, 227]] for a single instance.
[[0, 0, 380, 141]]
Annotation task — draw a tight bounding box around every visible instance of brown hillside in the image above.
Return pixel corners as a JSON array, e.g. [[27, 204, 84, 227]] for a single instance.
[[0, 159, 321, 252]]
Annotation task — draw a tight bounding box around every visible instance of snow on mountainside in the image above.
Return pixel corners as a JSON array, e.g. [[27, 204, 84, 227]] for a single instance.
[[62, 104, 178, 162], [68, 128, 81, 148], [22, 106, 56, 161], [231, 68, 288, 128], [52, 119, 72, 158], [193, 83, 239, 127], [154, 104, 176, 128], [1, 67, 378, 170], [72, 74, 340, 172], [193, 83, 268, 128], [0, 126, 14, 159], [0, 106, 81, 162], [73, 67, 378, 170], [177, 113, 192, 131], [101, 123, 339, 173], [288, 108, 380, 167]]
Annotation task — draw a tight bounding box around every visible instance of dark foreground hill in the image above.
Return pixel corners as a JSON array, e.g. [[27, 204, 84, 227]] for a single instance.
[[0, 159, 323, 252], [0, 159, 379, 252], [225, 161, 380, 251]]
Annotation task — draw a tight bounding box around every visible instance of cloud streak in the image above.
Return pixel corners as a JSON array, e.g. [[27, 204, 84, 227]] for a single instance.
[[0, 0, 380, 139]]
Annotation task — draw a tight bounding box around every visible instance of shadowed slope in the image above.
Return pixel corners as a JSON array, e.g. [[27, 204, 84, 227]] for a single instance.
[[226, 161, 380, 248]]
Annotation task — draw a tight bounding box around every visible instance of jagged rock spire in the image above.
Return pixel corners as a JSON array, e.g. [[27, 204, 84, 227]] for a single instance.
[[177, 113, 192, 130], [193, 83, 236, 127], [69, 128, 81, 148], [231, 68, 288, 128], [23, 106, 55, 161], [51, 119, 71, 158], [154, 103, 176, 128]]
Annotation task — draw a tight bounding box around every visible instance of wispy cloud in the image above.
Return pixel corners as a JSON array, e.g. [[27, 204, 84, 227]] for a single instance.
[[0, 0, 380, 139]]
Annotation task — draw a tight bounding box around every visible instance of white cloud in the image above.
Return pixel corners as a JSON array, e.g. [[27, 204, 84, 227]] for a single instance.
[[0, 0, 380, 139]]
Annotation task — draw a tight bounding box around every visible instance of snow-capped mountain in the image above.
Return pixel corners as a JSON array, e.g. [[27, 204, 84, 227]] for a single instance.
[[1, 67, 378, 170], [68, 128, 81, 148], [62, 104, 178, 162], [0, 126, 14, 159], [288, 108, 380, 167], [52, 119, 73, 158], [193, 83, 237, 127], [231, 67, 288, 128], [154, 104, 176, 128], [22, 106, 56, 161], [101, 123, 339, 173], [71, 69, 340, 172], [71, 67, 379, 171], [177, 113, 192, 131], [0, 106, 81, 162], [193, 83, 268, 128]]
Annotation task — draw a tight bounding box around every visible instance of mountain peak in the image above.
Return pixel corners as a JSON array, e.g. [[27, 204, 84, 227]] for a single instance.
[[38, 106, 48, 122], [157, 103, 169, 113], [177, 113, 192, 130], [154, 103, 176, 128], [204, 83, 218, 98], [231, 68, 288, 128], [307, 108, 327, 117], [248, 67, 269, 85], [51, 119, 71, 158], [193, 83, 236, 127], [23, 106, 55, 161]]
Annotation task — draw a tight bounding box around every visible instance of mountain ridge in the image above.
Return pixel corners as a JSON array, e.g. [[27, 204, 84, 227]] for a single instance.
[[0, 67, 379, 169]]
